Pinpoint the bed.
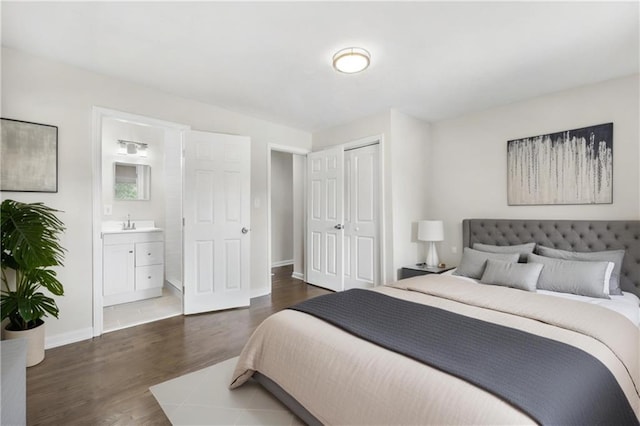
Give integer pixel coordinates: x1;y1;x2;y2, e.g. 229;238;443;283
230;219;640;425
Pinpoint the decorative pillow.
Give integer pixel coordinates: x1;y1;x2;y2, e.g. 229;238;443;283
473;242;536;263
480;259;543;292
453;248;520;280
535;246;625;296
527;253;614;299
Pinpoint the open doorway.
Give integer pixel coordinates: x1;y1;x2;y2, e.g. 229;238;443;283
92;108;189;336
268;146;308;289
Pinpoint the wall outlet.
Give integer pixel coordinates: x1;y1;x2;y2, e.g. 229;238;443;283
451;246;458;254
104;204;113;216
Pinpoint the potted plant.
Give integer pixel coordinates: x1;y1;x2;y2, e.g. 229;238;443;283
1;200;65;366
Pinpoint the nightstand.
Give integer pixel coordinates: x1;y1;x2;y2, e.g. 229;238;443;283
400;264;456;279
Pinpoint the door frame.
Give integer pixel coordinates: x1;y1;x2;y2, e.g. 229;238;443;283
266;144;310;296
91;107;190;337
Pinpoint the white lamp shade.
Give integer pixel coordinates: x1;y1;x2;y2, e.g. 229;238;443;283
418;220;444;242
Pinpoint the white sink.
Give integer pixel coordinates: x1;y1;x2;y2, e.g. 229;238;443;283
102;227;162;235
101;220;161;235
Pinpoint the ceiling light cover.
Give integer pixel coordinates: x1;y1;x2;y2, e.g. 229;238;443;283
332;47;370;74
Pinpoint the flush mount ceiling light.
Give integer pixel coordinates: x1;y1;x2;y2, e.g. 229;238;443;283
332;47;371;74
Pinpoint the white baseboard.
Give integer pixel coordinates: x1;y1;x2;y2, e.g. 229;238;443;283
271;259;294;267
45;327;94;349
291;271;304;280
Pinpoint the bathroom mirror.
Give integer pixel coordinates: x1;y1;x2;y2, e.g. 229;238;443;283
114;162;150;201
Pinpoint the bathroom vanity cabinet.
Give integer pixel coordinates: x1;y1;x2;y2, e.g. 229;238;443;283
103;229;164;306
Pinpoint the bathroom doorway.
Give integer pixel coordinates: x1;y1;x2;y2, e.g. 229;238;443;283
92;108;189;336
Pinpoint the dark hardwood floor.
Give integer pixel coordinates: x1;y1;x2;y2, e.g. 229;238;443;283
27;266;329;425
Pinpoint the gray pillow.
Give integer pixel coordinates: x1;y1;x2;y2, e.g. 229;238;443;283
527;253;613;299
473;242;536;263
480;259;543;292
535;246;625;296
453;248;520;279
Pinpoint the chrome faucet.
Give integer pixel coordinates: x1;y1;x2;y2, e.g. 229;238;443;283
122;214;136;230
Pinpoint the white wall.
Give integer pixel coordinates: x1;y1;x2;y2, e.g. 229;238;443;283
389;110;431;272
101;117;165;226
312;109;431;281
313;112;391;151
428;75;640;266
1;47;311;346
270;151;293;265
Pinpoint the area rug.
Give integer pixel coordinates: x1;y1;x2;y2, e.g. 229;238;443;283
150;357;302;425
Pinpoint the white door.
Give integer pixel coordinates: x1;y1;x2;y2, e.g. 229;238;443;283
306;146;344;291
183;130;251;314
344;145;379;289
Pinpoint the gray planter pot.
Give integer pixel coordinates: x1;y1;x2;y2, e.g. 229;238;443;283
4;321;45;367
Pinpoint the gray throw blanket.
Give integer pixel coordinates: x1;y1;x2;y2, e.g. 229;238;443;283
290;289;638;426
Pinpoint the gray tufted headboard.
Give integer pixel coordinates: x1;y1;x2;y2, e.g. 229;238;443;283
462;219;640;298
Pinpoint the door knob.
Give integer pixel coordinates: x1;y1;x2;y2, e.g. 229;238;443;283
241;227;250;234
334;224;343;230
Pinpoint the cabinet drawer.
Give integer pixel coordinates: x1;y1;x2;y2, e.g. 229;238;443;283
135;242;164;266
135;265;164;290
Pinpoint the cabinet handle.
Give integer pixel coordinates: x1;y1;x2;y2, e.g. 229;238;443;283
129;251;133;253
148;276;151;279
148;253;151;256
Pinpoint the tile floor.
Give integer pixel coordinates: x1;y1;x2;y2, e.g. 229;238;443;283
103;287;182;333
150;357;303;426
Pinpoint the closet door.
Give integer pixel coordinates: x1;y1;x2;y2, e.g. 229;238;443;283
344;144;379;289
306;146;344;291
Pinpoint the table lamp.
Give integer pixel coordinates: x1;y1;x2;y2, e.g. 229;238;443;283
418;220;444;268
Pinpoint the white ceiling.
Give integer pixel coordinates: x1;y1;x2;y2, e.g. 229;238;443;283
2;1;638;132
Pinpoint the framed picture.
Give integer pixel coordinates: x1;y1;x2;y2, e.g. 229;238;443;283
1;118;58;193
507;123;613;205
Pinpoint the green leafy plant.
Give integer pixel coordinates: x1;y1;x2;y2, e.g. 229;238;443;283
1;200;65;331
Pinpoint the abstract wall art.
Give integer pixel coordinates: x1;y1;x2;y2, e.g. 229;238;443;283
507;123;613;205
1;118;58;192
